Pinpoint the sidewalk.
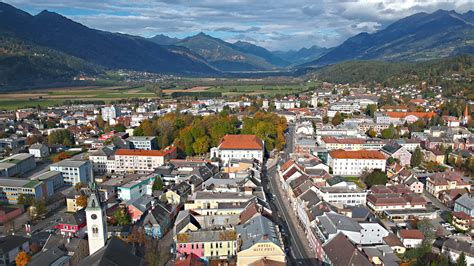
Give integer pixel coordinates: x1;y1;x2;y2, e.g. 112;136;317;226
267;159;315;258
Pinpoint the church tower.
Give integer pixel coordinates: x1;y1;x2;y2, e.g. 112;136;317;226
86;184;107;255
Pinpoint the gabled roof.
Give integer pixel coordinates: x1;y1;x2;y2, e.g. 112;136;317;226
0;235;29;253
399;229;424;240
78;237;144;266
323;233;371;266
236;215;282;251
218;134;264;150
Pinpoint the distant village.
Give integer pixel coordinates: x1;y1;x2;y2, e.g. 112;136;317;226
0;81;472;266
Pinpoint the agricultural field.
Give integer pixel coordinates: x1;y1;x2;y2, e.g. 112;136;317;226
0;79;319;110
0;86;156;110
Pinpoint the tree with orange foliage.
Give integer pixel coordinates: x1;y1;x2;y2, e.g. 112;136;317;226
52;152;71;163
15;251;30;266
76;195;88;209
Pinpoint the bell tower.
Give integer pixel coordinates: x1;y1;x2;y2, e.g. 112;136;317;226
86;183;107;255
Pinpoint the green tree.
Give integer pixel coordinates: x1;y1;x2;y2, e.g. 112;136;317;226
113;207;131;226
331;112;343;126
34;200;47;218
133;127;144;136
457;252;467;266
364;170;388;187
418;219;435;244
193;136;210;155
152;177;164;191
365;104;377;118
411;146;423;167
114;124;126;132
96;114;105;129
17;194;35;206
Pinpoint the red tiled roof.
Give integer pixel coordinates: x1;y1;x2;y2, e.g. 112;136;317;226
384;111;436;119
218;134;264;150
280;159;296;173
453;211;471;221
399;229;424;240
116;146;176;157
329;149;386;160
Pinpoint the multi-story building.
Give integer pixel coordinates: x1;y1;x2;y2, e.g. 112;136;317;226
328;149;386;176
101;105;121;122
117;174;156;201
127;136;158;150
114;146;177;173
50;160;93;186
454;194;474;217
381;143;412;166
211;135;264;165
0;178;44;204
236;215;286;266
0;153;36;177
184;191;255;215
425;171;470;198
366;185;427;212
89;147;115;174
315;182;367;206
176;230;238;261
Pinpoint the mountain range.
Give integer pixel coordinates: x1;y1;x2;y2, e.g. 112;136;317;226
0;2;473;82
304;10;474;66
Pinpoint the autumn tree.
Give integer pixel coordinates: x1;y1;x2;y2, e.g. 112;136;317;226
76;195;88;209
15;251;30;266
193;136;210;155
52;152;72;163
331;112;343;126
112;207;131;226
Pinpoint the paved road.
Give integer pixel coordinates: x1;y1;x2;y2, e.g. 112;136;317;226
262;122;318;265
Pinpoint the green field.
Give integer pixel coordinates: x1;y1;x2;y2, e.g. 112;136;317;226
0;79;319;110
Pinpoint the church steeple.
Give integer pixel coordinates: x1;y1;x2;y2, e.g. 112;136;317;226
463;103;471;125
86;182;107;255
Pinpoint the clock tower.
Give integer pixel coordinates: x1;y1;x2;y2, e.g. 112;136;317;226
86;184;107;255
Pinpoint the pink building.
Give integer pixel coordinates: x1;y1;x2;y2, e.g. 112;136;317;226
0;206;23;224
54;209;87;237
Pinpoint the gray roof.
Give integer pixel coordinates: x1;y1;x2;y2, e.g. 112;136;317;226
455;194;474;211
236;215;282;250
90;147;115;157
443;238;474;256
29;247;68;266
0;235;29;254
318;212;362;234
323;233;371;266
126;195;154;213
30;143;47;149
78;237;144;266
51;159;88;168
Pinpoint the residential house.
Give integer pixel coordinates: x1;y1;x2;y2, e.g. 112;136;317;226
0;235;30;266
28;143;49;158
381;143;412;166
426;149;445;164
426;171;470;198
383;233;406;254
398;229;424;248
322;233;371;266
89;147;115;174
442;238;474;266
175;230;238;261
54;208;87;238
126;195;155;223
366;185;426;212
142;202;178;239
454;193;474;217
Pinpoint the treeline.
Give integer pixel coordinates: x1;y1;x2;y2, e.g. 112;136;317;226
310;55;473;86
132;111;287;157
170;91;222;98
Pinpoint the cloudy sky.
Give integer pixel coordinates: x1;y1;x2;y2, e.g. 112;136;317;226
3;0;472;51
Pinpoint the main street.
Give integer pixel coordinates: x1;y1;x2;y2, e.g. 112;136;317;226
262;122;318;265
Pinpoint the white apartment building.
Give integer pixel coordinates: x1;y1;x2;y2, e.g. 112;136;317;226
328;149;386;176
101;105;121;122
89;147;115;174
127;136;158;150
50;160;92;186
327;101;361;117
211;135;264;165
29;143;49;158
114;146;177;173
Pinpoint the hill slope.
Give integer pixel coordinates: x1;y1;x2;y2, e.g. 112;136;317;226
0;3;217;75
0;35;103;89
304;10;474;66
232;41;289;67
176;33;278;71
274;45;332;65
307;55;474;84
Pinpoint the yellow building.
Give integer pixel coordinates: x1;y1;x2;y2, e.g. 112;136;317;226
236;215;286;266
